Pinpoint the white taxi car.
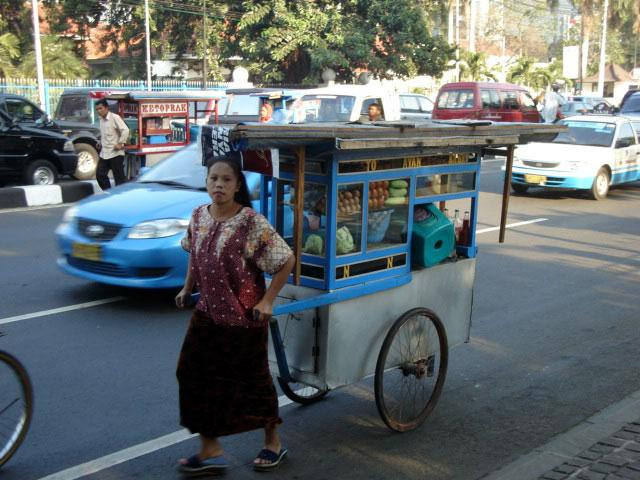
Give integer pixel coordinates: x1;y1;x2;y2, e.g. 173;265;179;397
510;115;640;199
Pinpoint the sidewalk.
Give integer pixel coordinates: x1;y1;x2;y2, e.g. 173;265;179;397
483;389;640;480
0;181;100;209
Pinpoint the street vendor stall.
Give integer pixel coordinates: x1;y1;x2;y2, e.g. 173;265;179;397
200;119;564;432
106;90;225;176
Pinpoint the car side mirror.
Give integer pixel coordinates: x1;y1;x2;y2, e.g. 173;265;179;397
615;139;631;149
10;117;21;129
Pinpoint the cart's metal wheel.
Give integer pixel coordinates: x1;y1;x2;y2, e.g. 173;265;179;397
277;377;329;405
374;307;448;432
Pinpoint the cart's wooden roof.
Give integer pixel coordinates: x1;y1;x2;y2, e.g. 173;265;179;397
228;120;566;150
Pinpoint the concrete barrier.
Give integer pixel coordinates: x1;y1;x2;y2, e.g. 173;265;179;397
0;181;101;209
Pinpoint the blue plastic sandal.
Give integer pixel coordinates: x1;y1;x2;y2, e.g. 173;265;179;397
253;448;288;472
179;454;229;476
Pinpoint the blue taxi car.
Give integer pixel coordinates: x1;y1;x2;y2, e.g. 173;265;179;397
55;143;270;288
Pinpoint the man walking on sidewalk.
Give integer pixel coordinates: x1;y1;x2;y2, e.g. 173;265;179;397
95;99;129;190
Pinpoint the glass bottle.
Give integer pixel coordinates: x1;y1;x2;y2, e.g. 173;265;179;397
461;211;470;245
453;209;462;242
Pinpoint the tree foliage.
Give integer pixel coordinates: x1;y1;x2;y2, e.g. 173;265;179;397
17;35;89;79
223;0;455;84
459;51;496;81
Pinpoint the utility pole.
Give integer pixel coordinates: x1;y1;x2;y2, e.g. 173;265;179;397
202;0;207;88
596;0;609;97
456;0;461;81
144;0;152;91
30;0;46;111
469;0;476;53
578;16;584;94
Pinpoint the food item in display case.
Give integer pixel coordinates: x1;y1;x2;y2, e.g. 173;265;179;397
303;234;324;255
383;179;409;206
338;187;361;215
336;226;355;254
367;181;389;209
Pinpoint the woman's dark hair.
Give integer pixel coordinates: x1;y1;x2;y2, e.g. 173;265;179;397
95;98;109;109
206;152;253;209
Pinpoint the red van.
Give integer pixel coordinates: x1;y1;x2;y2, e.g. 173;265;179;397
432;82;541;122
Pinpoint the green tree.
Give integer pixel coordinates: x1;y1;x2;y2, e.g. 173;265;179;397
0;31;20;77
507;57;538;86
224;0;455;84
459;51;496;81
18;35;88;78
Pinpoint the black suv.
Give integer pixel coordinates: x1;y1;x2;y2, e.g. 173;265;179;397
0;110;78;185
0;92;101;180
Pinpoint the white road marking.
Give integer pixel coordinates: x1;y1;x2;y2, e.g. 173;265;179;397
476;218;548;234
0;297;126;326
37;394;296;480
0;203;72;214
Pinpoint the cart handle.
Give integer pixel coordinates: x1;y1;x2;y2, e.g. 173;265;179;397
187;272;411;317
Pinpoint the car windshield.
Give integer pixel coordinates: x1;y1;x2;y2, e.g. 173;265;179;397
552;120;615;147
138;145;206;189
56;95;90;122
620;95;640;113
436;89;476;109
137;144;261;194
291;95;355;122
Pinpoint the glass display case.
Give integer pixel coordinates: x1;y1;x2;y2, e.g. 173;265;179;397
261;148;481;291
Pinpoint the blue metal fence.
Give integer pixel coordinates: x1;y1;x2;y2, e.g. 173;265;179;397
0;78;231;114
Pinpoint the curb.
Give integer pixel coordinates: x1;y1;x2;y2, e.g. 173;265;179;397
481;388;640;480
0;181;100;209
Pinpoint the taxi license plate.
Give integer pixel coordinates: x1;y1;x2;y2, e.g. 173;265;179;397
524;174;547;185
71;243;102;261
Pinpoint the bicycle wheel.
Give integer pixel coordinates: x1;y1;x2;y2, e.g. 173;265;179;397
277;377;328;405
374;308;448;432
0;351;33;467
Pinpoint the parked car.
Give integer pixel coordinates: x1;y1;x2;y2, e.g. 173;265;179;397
0;92;102;180
217;88;299;125
618;91;640;119
399;93;434;120
558;101;592;119
0;109;78;185
432;82;541;122
290;84;403;123
510;115;640;199
55;143;294;288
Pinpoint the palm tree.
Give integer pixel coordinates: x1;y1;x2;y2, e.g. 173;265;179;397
506;57;537;86
17;35;88;79
459;51;497;81
0;32;20;77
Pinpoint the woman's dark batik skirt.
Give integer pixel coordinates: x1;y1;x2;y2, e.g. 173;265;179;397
176;309;282;438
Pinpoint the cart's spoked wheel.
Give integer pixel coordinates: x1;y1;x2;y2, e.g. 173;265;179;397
277;377;329;405
374;308;448;432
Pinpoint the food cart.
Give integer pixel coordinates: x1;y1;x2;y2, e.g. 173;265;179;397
106;90;225;176
201;120;564;432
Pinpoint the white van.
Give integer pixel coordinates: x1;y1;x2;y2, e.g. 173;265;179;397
290;85;401;123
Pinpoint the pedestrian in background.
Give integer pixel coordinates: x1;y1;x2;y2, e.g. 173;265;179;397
541;83;566;123
368;102;383;121
95;99;129;190
175;151;295;476
259;103;273;123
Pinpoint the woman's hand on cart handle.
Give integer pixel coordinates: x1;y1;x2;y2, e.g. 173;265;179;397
175;288;197;309
253;298;273;323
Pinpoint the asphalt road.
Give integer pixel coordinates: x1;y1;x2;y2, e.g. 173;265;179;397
0;163;639;480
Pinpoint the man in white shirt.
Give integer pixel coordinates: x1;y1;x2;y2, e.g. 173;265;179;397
95;99;130;190
541;83;566;123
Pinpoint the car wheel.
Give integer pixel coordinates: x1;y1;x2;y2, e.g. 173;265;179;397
24;160;58;185
511;183;529;194
72;143;99;180
589;167;610;200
